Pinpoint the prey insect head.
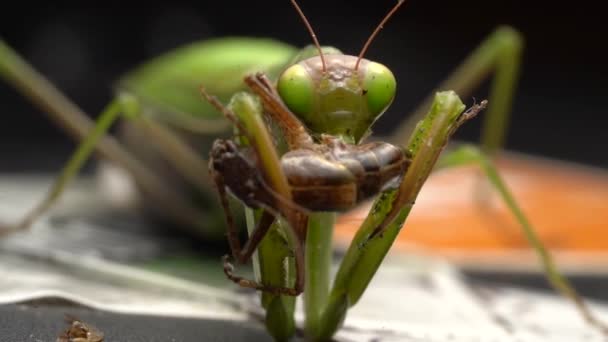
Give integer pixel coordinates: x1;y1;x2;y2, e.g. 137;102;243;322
278;0;406;143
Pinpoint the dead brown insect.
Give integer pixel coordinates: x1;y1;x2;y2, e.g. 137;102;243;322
56;315;104;342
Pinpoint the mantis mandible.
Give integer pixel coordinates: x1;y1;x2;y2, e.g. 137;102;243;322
0;1;605;341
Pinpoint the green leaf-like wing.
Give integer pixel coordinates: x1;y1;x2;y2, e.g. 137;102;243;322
118;37;297;129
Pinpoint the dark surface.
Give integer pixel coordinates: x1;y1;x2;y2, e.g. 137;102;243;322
2;276;606;342
0;303;274;342
0;0;607;170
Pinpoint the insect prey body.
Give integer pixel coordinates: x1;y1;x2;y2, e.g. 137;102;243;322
210;135;409;214
283;136;410;211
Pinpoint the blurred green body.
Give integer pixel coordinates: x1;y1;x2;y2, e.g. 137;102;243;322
120;37;298;124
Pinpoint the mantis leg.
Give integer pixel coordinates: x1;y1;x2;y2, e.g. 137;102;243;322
437;145;608;334
0;40;216;235
390;26;523;155
388;25;607;331
0;95;128;236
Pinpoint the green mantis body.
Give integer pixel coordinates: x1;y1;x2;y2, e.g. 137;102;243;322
0;37;300;238
0;2;606;341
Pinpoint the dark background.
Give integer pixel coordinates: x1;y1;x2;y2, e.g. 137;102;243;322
0;0;606;170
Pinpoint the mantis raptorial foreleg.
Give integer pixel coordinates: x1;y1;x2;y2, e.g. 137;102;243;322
313;92;476;339
391;26;522;155
202;87;306;297
437;145;608;334
367;100;488;240
390;26;607;332
201;79;327;338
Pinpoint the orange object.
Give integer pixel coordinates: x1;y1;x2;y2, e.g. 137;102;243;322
334;152;608;272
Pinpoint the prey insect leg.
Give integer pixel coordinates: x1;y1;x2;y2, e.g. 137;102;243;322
212;170;304;296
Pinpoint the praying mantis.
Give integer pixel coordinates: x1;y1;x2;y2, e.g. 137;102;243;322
0;1;606;341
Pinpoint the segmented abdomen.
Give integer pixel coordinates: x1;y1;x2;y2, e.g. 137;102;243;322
282;141;409;211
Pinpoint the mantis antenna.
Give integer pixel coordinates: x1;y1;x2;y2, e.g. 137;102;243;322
290;0;327;72
355;0;407;71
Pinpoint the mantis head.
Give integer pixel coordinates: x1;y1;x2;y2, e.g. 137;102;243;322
277;0;406;143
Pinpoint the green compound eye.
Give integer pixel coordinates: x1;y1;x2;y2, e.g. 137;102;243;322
277;64;315;117
363;62;397;116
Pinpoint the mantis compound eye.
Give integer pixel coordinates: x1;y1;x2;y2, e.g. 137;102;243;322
277;64;315;117
362;61;397;117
